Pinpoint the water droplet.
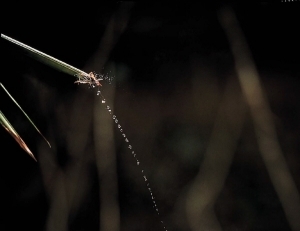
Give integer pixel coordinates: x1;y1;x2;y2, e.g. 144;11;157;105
102;102;168;231
97;90;100;95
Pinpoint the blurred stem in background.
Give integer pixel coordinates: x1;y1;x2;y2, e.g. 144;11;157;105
186;75;246;231
218;6;300;231
38;2;134;231
89;3;133;231
186;6;300;231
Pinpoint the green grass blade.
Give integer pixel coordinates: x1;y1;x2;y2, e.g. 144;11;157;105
0;110;37;161
0;82;51;148
1;34;89;78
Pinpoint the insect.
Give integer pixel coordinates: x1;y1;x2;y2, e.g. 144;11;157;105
74;72;103;87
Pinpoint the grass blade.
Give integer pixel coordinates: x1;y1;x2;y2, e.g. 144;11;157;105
1;34;89;78
0;110;36;161
0;82;51;148
1;34;104;87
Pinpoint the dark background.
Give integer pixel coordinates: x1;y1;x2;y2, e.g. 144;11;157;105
1;1;300;231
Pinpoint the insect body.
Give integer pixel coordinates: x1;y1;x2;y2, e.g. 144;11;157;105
74;72;103;87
